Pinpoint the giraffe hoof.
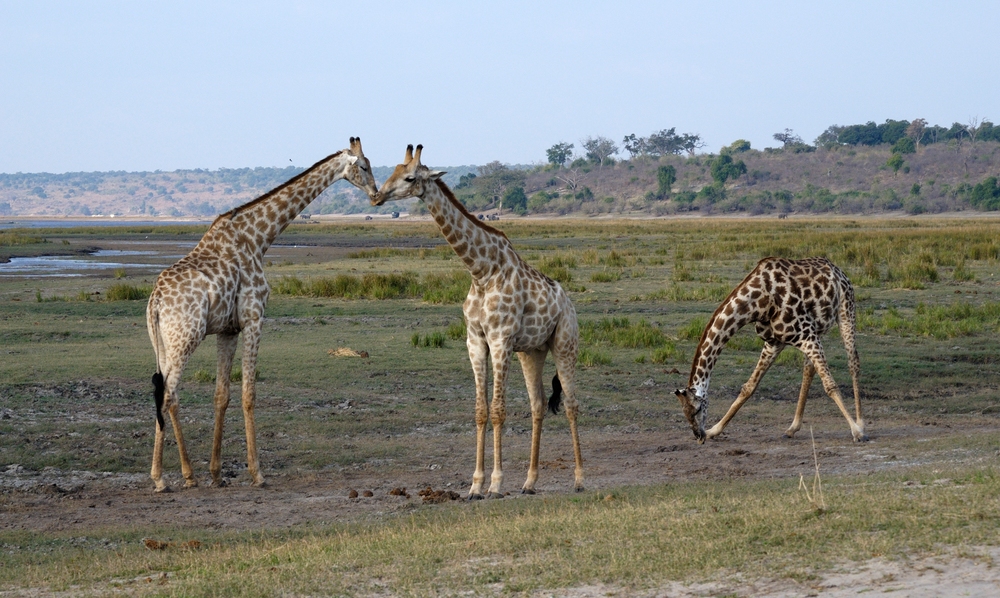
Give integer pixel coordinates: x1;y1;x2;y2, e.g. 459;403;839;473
487;492;505;499
467;493;485;501
520;488;536;495
210;478;228;488
251;479;268;488
855;434;870;443
183;480;198;489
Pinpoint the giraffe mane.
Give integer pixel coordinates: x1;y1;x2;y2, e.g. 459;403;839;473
209;150;347;226
434;179;509;240
687;282;745;389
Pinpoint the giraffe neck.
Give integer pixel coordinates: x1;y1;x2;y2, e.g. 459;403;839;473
687;290;753;396
422;180;510;282
227;152;351;256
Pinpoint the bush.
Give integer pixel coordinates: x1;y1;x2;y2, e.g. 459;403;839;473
105;283;151;301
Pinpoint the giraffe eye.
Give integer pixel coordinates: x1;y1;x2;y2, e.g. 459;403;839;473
405;176;416;182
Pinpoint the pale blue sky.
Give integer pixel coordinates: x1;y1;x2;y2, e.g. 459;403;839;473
1;1;997;173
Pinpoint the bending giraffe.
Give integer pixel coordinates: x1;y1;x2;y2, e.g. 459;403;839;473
373;144;583;498
146;138;378;492
675;257;868;443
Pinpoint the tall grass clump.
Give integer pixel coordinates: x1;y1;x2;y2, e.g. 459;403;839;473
273;272;421;300
577;347;612;367
0;231;46;246
678;316;708;341
590;270;621;283
105;283;151;301
422;271;470;304
858;302;1000;339
581;317;668;348
411;332;446;348
446;320;467;340
648;284;731;302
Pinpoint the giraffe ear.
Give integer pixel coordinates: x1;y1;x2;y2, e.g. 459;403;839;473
675;389;687;398
428;170;446;181
346;154;359;165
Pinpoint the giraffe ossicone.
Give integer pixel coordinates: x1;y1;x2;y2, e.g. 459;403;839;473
373;144;584;498
146;138;377;492
675;257;867;444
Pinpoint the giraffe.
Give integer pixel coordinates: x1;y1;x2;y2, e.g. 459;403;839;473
674;257;868;444
146;138;377;492
372;144;583;498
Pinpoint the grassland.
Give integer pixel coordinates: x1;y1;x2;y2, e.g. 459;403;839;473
2;216;1000;596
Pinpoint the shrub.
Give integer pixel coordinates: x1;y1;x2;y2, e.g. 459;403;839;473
105;283;151;301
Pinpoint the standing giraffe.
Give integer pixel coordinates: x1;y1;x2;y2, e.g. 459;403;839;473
675;257;868;443
146;138;378;492
372;144;583;498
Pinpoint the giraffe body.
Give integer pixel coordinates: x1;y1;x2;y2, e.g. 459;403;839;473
374;145;583;498
675;257;867;443
146;138;377;492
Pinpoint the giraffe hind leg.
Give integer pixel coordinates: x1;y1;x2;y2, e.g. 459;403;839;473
517;350;548;494
554;347;583;492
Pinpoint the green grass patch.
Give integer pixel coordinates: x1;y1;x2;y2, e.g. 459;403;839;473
577;347;612;366
0;230;47;246
105;283;152;301
581;317;668;348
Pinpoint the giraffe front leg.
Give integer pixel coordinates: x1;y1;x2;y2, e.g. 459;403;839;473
467;334;490;499
784;357;816;438
210;333;238;487
487;346;511;498
706;343;783;440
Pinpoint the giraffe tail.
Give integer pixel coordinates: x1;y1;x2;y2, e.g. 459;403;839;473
149;298;166;431
548;375;563;415
152;372;165;430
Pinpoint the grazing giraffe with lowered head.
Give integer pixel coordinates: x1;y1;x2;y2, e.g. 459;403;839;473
372;144;583;498
147;138;378;492
675;257;868;443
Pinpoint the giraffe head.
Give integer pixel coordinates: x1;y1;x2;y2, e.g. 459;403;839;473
675;388;708;443
344;137;379;200
371;144;446;206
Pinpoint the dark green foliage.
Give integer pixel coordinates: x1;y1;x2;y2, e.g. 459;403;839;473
656;165;676;197
969;177;1000;210
886;153;905;175
892;137;916;154
545;142;574;167
709;154;746;184
503;186;527;215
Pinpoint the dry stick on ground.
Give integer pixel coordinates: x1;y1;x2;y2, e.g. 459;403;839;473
798;426;826;512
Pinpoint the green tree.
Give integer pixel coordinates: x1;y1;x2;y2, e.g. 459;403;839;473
582;136;619;167
656;165;676;197
709;154;747;184
503;186;527;215
886;153;905;176
545;142;574;167
891;137;916;154
721;139;751;155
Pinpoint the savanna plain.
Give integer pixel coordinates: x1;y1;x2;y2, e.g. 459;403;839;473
2;216;1000;596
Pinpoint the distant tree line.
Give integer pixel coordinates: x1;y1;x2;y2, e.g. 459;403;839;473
815;118;1000;149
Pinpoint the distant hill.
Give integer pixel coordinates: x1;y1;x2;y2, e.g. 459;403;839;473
0;164;477;218
2;143;998;218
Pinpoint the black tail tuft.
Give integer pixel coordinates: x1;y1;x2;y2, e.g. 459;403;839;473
548;374;563;415
152;372;165;430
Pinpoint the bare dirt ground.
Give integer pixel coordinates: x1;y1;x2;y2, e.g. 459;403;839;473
3;382;999;596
